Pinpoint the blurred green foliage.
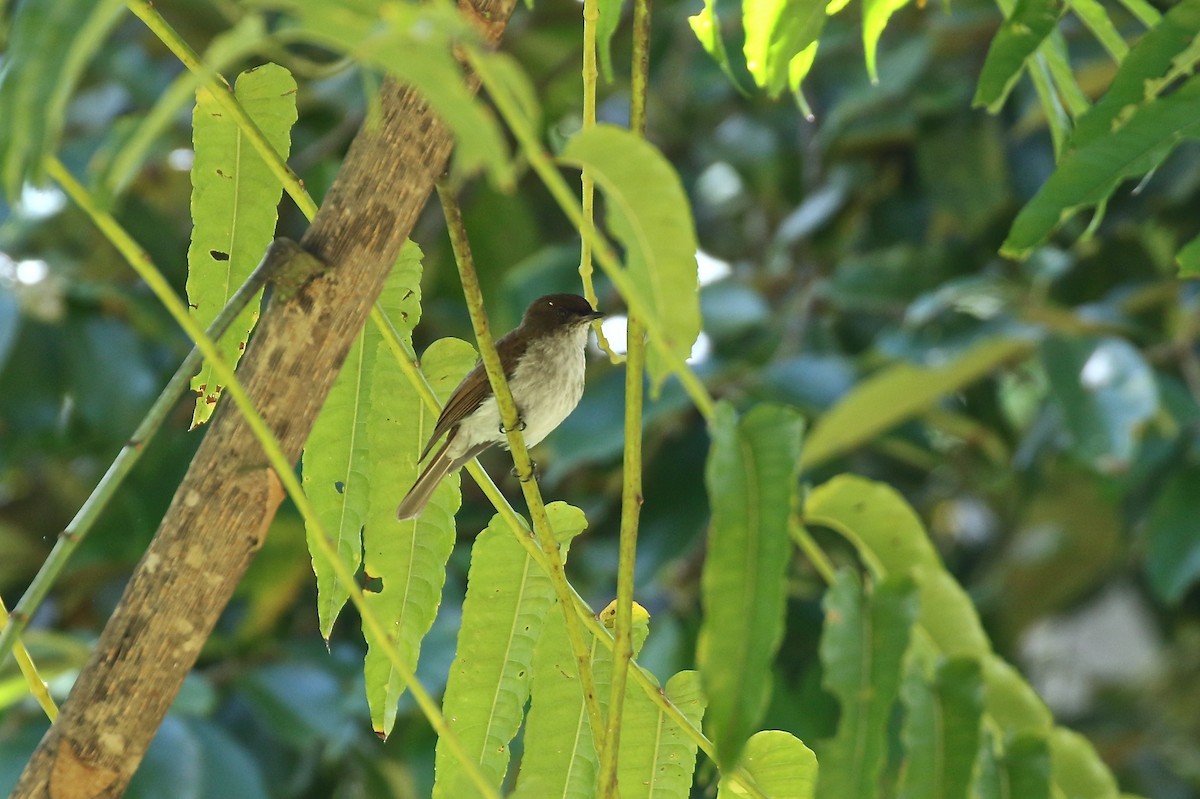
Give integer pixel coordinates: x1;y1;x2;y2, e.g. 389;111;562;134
1;0;1199;795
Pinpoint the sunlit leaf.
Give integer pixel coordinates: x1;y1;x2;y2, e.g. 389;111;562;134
362;336;478;738
973;0;1064;111
801;337;1034;471
718;730;817;799
274;1;512;187
559;125;700;392
689;0;751;94
863;0;912;84
1050;727;1120;799
433;503;587;798
816;570;917;799
743;0;825;97
618;670;707;799
187;64;296;429
0;0;124;198
698;402;804;769
303;244;423;637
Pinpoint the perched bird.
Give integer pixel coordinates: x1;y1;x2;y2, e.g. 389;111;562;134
396;293;604;520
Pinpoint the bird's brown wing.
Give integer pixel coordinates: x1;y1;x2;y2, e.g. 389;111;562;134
416;327;533;462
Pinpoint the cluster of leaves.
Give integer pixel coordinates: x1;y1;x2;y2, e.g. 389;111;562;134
1;0;1199;795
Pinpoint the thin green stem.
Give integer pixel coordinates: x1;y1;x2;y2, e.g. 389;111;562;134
466;50;717;423
0;597;57;721
579;0;621;362
435;181;607;753
47;156;500;799
599;2;651;794
125;0;318;219
788;511;837;586
0;245;277;672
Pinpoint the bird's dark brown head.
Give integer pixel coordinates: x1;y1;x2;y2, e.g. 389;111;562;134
520;294;604;335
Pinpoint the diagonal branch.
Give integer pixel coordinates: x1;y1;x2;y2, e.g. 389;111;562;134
9;1;518;796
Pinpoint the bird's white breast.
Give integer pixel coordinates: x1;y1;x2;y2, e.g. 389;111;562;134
447;325;589;459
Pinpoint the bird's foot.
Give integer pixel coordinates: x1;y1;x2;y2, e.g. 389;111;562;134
499;417;527;434
511;460;539;482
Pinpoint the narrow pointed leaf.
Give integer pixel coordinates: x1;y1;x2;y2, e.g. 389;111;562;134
743;0;826;96
863;0;912;83
718;730;818;799
188;64;297;426
1064;0;1127;60
898;657;984;799
433;503;588;799
698;402;804;769
973;0;1065;111
816;570;918;799
1003;734;1053;799
303;244;423;637
981;657;1053;736
689;0;752;94
617;670;707;799
362;336;478;738
1003;74;1200;258
0;0;124;198
1070;0;1200;150
801;337;1033;471
559;125;700;392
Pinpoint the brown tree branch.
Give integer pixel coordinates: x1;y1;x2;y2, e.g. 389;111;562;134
11;1;516;795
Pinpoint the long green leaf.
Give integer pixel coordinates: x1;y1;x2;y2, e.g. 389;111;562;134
1064;0;1127;61
303;244;423;637
274;1;512;187
187;64;297;427
816;570;918;799
718;730;818;799
597;0;626;82
801;338;1034;471
742;0;826;96
618;670;708;799
559;124;701;393
362;336;478;738
973;0;1065;111
1003;73;1200;258
1070;0;1200;151
1004;734;1053;799
433;503;588;799
0;0;124;198
698;402;804;769
898;657;983;799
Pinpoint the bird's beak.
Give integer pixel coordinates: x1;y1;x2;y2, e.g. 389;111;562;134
587;310;606;321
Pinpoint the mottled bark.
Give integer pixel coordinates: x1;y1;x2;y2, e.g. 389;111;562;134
11;1;516;795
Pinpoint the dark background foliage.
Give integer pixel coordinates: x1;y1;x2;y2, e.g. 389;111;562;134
1;0;1198;795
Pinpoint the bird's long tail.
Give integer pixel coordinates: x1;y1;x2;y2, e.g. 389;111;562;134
395;441;490;520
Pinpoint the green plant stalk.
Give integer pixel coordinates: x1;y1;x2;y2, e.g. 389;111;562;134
436;181;607;752
465;50;717;424
0;597;57;721
0;245;278;672
46;156;500;799
579;0;620;362
598;1;651;792
125;0;319;219
123;9;746;787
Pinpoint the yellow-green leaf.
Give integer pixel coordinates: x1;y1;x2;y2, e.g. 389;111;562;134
187;63;297;427
362;336;477;738
718;730;817;799
433;503;588;799
559;124;700;393
618;670;707;799
743;0;825;97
